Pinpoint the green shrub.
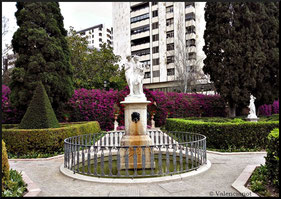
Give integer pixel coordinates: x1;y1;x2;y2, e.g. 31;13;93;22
265;128;279;188
19;81;60;129
165;118;279;150
2;140;10;191
2;169;27;197
2;121;101;156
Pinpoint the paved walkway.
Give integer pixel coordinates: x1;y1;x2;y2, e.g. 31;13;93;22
9;152;266;197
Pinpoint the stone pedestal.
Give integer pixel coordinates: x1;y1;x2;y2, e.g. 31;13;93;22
245;117;259;122
120;96;154;169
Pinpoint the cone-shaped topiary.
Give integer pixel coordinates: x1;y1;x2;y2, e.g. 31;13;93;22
2;140;10;191
19;81;60;129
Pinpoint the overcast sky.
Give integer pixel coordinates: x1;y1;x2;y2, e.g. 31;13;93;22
2;2;113;51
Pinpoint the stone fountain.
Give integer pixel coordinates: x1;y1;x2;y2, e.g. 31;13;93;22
120;55;153;169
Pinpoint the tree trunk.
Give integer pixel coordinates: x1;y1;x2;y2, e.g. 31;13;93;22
229;104;236;118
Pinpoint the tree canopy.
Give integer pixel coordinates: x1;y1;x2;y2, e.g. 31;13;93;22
10;2;74;116
67;27;126;90
203;2;279;117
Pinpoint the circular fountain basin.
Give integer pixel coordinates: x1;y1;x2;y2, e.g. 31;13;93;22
61;130;210;183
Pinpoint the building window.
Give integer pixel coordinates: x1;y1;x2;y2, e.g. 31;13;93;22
99;27;102;31
186;39;196;47
185;2;195;8
99;33;102;36
99;44;102;47
188;52;196;60
185;12;196;21
166;18;174;26
144;72;151;79
141;60;151;67
166;30;174;38
107;28;111;33
167;56;174;64
167;43;174;51
152;10;158;17
153;70;160;77
80;32;85;36
152;2;158;6
167;68;175;76
152;22;158;29
99;38;102;42
132;48;150;56
152;46;159;54
92;40;94;44
152;34;159;41
186;26;196;34
131;13;149;23
152;58;159;65
166;6;173;13
131;25;149;35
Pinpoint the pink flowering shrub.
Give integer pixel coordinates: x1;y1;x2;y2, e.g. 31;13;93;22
68;88;118;131
258;100;279;116
1;85;21;124
272;100;279;114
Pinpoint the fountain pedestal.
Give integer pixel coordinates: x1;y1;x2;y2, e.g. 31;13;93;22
120;96;153;169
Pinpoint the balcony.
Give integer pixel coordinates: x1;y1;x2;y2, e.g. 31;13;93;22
131;7;149;18
186;46;196;53
186;33;196;40
131;2;145;7
131;42;150;52
139;54;150;61
131;19;150;29
168;75;175;81
166;24;174;32
186;19;196;27
152;29;159;35
166;37;174;44
152;17;158;23
152;77;160;83
185;6;195;14
166;12;173;19
131;31;150;40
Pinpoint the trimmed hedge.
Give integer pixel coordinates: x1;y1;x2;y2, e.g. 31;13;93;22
19;81;60;129
2;121;101;156
265;128;279;188
165;118;279;149
2;140;10;191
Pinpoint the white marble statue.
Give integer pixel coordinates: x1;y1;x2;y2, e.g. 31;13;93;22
124;55;148;97
247;95;258;119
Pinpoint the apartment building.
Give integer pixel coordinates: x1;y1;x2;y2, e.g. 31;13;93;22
113;2;211;92
76;24;113;49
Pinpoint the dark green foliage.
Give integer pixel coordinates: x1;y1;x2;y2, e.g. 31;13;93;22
19;81;60;129
2;169;27;197
2;121;101;156
165;118;279;150
10;2;74;117
265;128;279;188
67;27;126;90
203;2;279;116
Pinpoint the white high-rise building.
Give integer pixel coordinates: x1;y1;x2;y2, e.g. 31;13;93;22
113;2;210;92
76;24;113;49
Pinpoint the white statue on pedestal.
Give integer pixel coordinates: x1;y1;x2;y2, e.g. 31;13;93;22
124;55;149;98
247;95;258;119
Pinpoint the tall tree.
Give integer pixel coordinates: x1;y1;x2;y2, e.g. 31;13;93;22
10;2;74;116
251;2;279;108
67;27;126;90
203;2;279;117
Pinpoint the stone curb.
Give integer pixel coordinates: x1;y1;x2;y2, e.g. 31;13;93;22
9;154;64;161
231;164;260;197
207;150;266;155
21;171;41;197
59;160;211;184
